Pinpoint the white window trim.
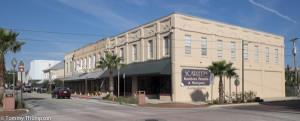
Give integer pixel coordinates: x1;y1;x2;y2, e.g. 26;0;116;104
244;44;248;60
254;46;259;61
149;40;153;59
164;36;169;55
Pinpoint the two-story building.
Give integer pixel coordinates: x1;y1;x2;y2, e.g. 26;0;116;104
64;13;285;102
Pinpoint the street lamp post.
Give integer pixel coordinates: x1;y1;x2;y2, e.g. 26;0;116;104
18;60;24;108
11;58;17;92
117;64;120;98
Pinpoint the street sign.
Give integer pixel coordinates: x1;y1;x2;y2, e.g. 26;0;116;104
234;79;240;86
234;75;239;80
210;73;214;85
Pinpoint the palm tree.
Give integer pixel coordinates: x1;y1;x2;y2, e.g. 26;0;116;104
225;63;237;102
97;52;125;98
207;60;236;104
0;28;25;97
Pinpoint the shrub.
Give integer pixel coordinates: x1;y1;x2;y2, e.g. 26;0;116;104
46;90;52;94
0;98;2;105
232;100;238;103
224;100;228;103
213;99;219;104
115;97;138;104
15;99;26;109
246;99;253;103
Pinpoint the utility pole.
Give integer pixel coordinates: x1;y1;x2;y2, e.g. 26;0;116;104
291;38;298;89
242;40;245;101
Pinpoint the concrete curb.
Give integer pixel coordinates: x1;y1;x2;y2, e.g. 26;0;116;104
209;102;260;108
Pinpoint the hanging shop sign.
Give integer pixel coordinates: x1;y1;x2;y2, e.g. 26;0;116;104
181;69;210;86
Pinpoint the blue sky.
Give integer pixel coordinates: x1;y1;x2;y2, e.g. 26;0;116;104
1;0;300;71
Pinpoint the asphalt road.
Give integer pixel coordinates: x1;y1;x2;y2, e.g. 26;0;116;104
16;92;300;121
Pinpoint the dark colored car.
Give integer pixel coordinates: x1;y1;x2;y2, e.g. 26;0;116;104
23;86;32;93
51;87;71;99
37;86;47;93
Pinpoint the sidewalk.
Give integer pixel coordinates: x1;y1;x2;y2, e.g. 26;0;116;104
263;96;300;102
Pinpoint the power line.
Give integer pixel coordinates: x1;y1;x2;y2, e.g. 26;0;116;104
1;27;107;37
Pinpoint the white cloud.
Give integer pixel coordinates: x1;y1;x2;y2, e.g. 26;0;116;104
126;0;147;6
57;0;138;30
249;0;297;24
198;0;210;5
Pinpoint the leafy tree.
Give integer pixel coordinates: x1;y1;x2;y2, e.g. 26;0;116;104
207;60;236;104
53;79;63;88
97;52;125;97
0;28;25;97
225;63;237;102
285;69;295;86
42;80;50;90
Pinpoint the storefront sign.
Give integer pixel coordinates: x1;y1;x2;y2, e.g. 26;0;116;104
181;69;210;86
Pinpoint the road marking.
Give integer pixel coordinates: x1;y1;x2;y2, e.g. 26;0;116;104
27;94;83;107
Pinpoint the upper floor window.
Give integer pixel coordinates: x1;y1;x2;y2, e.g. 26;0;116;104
217;40;222;57
74;61;76;72
133;44;137;60
265;47;269;62
84;57;87;68
275;49;279;63
201;38;207;56
112;51;114;55
93;54;96;68
164;36;169;55
243;44;248;60
185;35;191;54
149;40;153;58
120;48;124;58
80;59;83;68
231;42;236;58
66;63;68;73
88;56;91;69
254;46;259;61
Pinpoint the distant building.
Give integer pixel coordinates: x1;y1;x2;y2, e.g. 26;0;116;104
43;61;65;81
27;60;60;84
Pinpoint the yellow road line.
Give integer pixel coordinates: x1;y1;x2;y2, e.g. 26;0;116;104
27;94;83;107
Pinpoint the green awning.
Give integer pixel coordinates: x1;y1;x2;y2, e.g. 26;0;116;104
101;58;171;78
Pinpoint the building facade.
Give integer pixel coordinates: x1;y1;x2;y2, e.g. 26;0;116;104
64;13;285;102
27;60;60;84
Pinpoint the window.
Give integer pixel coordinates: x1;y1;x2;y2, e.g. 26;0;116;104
149;40;153;58
243;44;248;60
217;40;222;57
133;44;137;60
266;47;269;62
77;60;79;70
104;52;107;59
88;56;91;69
84;57;87;68
201;38;207;56
231;42;236;58
120;48;124;58
185;35;191;54
74;61;76;72
254;46;259;61
66;63;68;73
93;54;96;68
275;49;279;63
164;36;169;55
80;59;83;68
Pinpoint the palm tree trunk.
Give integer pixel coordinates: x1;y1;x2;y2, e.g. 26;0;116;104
0;53;5;87
0;53;6;98
219;76;224;104
109;68;114;97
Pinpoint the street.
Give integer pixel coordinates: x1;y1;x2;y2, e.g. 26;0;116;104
17;92;300;121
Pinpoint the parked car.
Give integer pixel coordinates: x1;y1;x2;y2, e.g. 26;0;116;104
10;86;20;90
23;86;32;93
51;87;71;99
37;86;47;93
